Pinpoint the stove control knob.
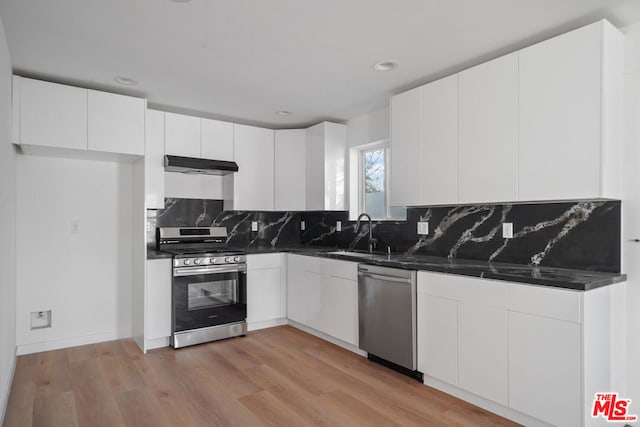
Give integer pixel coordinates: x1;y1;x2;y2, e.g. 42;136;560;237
225;257;232;263
194;259;202;265
234;256;241;262
210;258;217;264
183;259;191;265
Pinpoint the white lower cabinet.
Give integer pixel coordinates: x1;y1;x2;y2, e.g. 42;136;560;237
145;259;172;342
246;254;286;329
286;254;358;346
417;271;614;427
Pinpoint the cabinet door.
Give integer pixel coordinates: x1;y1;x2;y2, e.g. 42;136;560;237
305;271;325;333
20;77;87;150
233;124;274;210
247;268;283;323
417;293;458;385
326;276;358;345
87;90;145;155
420;75;458;205
509;311;581;427
458;302;508;406
146;259;172;340
145;110;165;209
275;129;306;210
201;118;234;161
286;255;307;324
390;87;421;207
458;53;518;203
519;22;602;201
164;112;200;157
305;123;325;210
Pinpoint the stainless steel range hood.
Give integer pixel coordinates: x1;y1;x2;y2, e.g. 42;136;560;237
164;155;239;175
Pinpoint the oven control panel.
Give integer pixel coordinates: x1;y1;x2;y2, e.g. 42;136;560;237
173;254;246;268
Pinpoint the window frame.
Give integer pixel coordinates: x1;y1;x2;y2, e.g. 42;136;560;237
358;140;391;220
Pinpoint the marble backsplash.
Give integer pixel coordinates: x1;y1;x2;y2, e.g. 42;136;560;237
147;198;621;273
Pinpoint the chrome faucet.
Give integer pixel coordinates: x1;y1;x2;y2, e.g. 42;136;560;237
355;213;377;253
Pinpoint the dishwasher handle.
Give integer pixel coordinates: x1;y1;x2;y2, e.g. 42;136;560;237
359;272;413;284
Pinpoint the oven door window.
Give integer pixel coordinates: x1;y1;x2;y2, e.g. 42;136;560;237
173;271;247;332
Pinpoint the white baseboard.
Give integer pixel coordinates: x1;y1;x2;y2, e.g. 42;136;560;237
287;320;366;357
421;374;551;427
0;347;17;425
248;318;287;332
16;328;133;355
144;337;170;351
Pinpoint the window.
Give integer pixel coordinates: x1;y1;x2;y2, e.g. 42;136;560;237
357;142;405;220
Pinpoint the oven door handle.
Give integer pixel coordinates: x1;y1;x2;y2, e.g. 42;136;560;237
174;266;247;277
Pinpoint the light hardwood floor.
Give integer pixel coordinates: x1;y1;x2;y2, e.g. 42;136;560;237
3;326;520;426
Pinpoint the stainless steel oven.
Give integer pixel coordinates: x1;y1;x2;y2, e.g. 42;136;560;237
157;227;248;349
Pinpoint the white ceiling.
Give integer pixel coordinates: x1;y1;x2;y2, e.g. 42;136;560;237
1;0;640;129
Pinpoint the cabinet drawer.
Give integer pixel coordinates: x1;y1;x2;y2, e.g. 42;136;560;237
418;271;507;309
508;285;581;323
247;253;282;270
322;258;357;281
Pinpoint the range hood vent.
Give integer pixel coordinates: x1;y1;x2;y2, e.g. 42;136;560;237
164;155;239;175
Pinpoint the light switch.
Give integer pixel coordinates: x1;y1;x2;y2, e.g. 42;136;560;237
417;221;429;235
336;221;342;232
70;220;80;234
251;221;258;232
300;221;306;231
502;222;513;239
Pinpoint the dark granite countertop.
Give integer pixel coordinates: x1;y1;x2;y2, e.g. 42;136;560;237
147;245;625;291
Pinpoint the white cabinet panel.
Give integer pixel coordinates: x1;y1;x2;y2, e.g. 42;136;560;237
145;110;165;209
458;53;518;203
233;124;274;210
420;75;458;205
458;302;508;406
417;293;458;385
201;118;234;161
19;77;87;150
286;254;307;324
305;271;325;332
164;112;200;158
87;90;145;156
519;21;602;201
508;284;581;322
274;129;306;210
509;311;581;427
146;259;172;340
305;122;346;211
390;87;421;207
325;276;358;345
247;267;283;323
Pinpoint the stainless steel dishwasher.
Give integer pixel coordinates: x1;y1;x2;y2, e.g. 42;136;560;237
358;264;422;381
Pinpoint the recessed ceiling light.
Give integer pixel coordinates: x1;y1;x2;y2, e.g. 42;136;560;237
276;110;291;116
114;76;138;86
373;60;399;71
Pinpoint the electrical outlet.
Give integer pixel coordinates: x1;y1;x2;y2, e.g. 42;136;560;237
70;220;80;234
300;221;306;231
251;221;258;232
417;221;429;235
502;222;513;239
336;221;342;232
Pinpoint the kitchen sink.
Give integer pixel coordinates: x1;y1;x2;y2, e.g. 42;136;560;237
327;251;377;258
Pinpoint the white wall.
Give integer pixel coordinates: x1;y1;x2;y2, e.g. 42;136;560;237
0;17;16;423
623;21;640;408
16;155;134;354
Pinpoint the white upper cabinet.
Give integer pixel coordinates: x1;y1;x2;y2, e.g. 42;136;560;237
420;75;458;205
233;124;274;211
305;122;346;211
17;76;88;150
145;109;165;209
164;112;201;158
458;52;519;204
518;20;623;201
201;118;234;161
274;129;306;211
87;90;145;156
390;87;421;207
